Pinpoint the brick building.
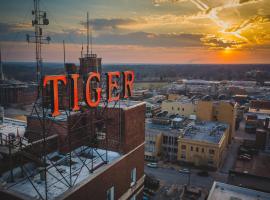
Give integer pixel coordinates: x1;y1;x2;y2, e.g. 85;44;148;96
0;101;145;200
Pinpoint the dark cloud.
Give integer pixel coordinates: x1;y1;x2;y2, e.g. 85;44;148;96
0;22;32;41
0;22;14;33
0;21;204;47
225;15;270;33
201;35;246;49
50;31;204;47
94;32;203;47
239;0;260;4
80;18;140;31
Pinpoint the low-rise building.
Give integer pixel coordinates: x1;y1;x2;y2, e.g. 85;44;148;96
208;181;270;200
161;98;196;118
144;126;162;161
197;100;236;143
178;121;229;168
145;117;194;162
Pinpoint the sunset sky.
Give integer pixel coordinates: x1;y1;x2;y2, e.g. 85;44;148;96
0;0;270;63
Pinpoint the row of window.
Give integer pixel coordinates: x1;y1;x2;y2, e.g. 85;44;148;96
106;168;137;200
170;107;196;112
181;145;215;154
163;136;178;145
163;147;178;153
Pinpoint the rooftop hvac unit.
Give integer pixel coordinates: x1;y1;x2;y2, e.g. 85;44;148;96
96;131;106;140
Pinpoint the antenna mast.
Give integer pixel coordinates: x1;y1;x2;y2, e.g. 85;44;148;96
87;12;89;55
0;47;4;81
63;40;66;65
90;14;93;54
26;0;50;98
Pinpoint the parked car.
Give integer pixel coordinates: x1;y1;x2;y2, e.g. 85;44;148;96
238;155;251;161
179;168;190;174
147;163;158;168
197;170;209;177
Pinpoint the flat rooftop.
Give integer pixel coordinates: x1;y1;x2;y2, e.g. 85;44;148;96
0;117;26;137
208;181;270;200
101;100;145;110
146;121;180;135
1;146;121;200
182;121;228;144
248;108;270;117
29;100;145;121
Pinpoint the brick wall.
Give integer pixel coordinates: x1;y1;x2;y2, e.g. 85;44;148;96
60;144;145;200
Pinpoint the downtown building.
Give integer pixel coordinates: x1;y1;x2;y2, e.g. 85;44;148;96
0;100;146;200
0;46;146;200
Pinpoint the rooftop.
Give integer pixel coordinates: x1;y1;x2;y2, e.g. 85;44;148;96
1;147;121;200
0;117;26;137
145;118;193;136
29;100;145;121
101;100;145;110
181;121;228;144
208;181;270;200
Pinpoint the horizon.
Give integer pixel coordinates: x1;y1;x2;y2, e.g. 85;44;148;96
2;61;270;65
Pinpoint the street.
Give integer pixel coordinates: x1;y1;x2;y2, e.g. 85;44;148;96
145;165;223;190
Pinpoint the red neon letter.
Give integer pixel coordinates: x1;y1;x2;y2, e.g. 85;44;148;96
70;74;80;111
43;75;67;117
106;71;120;102
122;71;134;98
85;72;101;107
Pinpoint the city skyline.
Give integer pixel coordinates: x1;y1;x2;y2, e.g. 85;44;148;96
0;0;270;63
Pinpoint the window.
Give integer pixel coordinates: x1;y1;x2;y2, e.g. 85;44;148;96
196;147;199;152
208;159;214;165
202;148;204;153
178;107;180;111
190;146;193;151
174;138;177;145
181;153;186;159
106;186;114;200
130;195;136;200
182;108;184;111
181;145;186;150
131;168;136;186
163;136;168;144
209;149;215;154
172;106;174;110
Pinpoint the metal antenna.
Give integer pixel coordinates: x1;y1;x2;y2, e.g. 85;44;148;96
90;13;93;54
63;40;66;65
81;43;84;57
26;0;50;98
86;12;89;55
0;47;4;80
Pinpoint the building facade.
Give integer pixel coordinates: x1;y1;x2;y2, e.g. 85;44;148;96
161;99;196;117
0;101;145;200
197;100;236;143
178;121;229;168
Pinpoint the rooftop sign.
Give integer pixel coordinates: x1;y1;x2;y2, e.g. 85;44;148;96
43;71;134;116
